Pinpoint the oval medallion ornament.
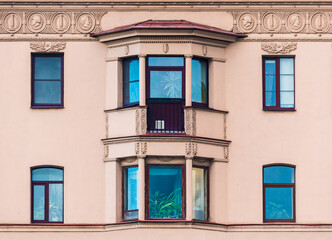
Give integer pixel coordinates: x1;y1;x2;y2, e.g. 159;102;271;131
238;13;257;33
287;13;305;33
27;13;46;33
76;13;95;33
263;12;281;32
3;12;22;33
311;12;329;33
52;13;71;34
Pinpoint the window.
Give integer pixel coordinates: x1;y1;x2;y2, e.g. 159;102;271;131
31;53;64;108
263;165;295;222
147;165;184;219
31;167;64;223
123;57;139;106
192;167;208;221
123;166;138;221
263;57;295;110
147;56;185;133
192;58;208;107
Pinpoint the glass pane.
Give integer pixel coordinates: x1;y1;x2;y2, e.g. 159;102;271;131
280;75;294;91
124;168;138;211
265;91;276;106
148;57;184;67
280;91;295;108
192;168;207;220
35;57;62;80
124;210;138;221
265;60;275;74
49;184;63;222
32;168;63;181
150;71;182;98
265;75;276;91
124;58;139;82
34;80;61;104
264;166;294;183
149;166;182;219
124;81;139;105
280;58;294;74
33;185;45;221
192;59;208;104
265;187;293;219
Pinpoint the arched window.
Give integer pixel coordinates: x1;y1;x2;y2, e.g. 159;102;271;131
263;164;295;222
31;167;64;223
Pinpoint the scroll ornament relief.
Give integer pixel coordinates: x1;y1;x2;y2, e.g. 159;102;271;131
185;108;196;136
185;142;197;158
0;11;104;36
135;108;147;135
135;142;147;156
30;42;66;52
261;42;297;54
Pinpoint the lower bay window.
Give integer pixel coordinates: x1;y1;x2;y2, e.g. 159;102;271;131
122;163;209;221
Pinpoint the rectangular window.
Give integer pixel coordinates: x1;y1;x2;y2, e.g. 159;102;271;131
263;57;295;110
123;57;139;106
31;53;64;108
192;58;208;107
31;167;64;223
147;165;184;219
192;167;208;221
123;166;138;221
263;165;295;222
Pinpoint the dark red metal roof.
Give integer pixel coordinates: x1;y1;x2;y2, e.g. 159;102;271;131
91;20;246;38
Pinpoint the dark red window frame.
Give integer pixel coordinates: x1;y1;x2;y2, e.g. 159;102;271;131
31;166;64;223
263;163;295;223
262;56;295;111
192;57;209;109
145;164;186;220
122;165;139;221
31;53;64;109
192;165;209;221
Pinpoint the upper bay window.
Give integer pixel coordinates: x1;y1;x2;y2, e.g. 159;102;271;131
31;167;64;223
263;57;295;111
192;58;208;107
263;164;295;222
31;53;64;108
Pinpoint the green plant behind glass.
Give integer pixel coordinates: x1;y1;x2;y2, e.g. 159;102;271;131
149;188;182;219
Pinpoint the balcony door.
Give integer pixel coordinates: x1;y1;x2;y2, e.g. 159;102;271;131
147;56;185;133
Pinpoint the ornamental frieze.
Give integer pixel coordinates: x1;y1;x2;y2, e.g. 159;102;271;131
232;11;332;34
0;11;105;35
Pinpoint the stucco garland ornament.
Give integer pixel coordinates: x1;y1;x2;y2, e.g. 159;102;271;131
30;42;66;52
261;42;297;54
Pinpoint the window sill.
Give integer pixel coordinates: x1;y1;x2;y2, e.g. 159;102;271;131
263;108;296;112
31;106;64;109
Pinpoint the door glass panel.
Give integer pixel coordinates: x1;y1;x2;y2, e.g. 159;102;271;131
150;71;182;98
49;184;63;222
33;185;45;221
149;166;182;219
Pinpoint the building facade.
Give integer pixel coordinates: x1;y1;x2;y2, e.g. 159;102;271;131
1;0;332;239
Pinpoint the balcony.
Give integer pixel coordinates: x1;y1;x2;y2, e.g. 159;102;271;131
147;98;184;133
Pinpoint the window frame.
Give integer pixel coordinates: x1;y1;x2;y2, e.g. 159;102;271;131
145;164;186;220
192;165;209;221
123;56;139;107
31;166;64;224
262;56;295;111
191;57;209;108
31;53;64;109
262;163;296;223
146;55;186;100
122;165;139;221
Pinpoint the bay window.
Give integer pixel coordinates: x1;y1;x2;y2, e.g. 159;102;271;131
192;58;208;107
123;57;139;106
123;166;139;221
192;167;208;221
